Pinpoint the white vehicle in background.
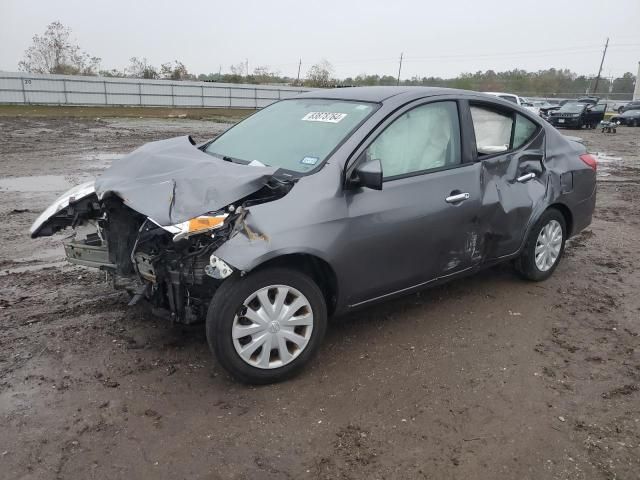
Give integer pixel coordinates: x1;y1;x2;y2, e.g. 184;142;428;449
483;92;540;116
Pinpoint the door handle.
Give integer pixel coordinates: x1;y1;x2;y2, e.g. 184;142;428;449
445;192;470;204
517;172;536;183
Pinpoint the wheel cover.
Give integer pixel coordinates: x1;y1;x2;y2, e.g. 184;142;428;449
535;219;563;272
232;284;314;369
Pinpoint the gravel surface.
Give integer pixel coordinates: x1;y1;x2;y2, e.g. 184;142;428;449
0;116;639;479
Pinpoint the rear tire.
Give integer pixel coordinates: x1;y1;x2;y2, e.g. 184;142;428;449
206;267;327;384
515;209;567;282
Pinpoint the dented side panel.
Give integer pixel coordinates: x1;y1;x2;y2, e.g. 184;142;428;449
215;109;595;316
477;129;548;259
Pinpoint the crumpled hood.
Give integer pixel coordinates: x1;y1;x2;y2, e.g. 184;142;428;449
95;136;278;225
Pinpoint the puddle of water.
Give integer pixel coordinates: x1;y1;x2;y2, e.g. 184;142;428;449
594;152;622;179
81;152;123;172
84;153;123;161
16;246;64;264
593;152;639;182
594;152;622;163
0;175;72;193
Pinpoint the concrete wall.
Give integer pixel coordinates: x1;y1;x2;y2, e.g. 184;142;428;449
0;71;313;108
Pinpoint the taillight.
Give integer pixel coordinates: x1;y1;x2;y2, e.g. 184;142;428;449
580;153;597;171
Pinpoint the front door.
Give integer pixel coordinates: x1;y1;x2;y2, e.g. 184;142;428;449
341;100;483;307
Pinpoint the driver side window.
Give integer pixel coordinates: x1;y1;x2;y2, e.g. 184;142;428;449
365;101;461;179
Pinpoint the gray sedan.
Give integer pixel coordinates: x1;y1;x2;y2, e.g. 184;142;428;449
31;87;597;383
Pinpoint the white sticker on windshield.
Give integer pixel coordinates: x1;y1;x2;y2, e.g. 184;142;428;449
302;112;347;123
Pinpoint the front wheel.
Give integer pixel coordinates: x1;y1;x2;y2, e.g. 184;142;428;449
206;267;327;384
515;209;567;281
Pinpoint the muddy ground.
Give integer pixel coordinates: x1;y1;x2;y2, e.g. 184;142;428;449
0;115;638;480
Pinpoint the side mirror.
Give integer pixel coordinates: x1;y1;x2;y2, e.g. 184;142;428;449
351;159;383;190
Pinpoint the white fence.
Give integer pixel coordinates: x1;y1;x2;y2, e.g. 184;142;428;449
0;72;312;108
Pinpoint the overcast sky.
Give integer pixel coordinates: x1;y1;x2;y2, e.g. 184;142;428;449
1;0;639;80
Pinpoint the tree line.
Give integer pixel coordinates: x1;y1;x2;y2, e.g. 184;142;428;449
18;22;637;98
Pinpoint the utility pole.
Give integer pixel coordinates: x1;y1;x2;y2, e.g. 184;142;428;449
397;52;403;86
296;58;302;86
592;38;609;94
246;58;249;78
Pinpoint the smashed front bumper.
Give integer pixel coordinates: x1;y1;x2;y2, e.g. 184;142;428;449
63;234;115;270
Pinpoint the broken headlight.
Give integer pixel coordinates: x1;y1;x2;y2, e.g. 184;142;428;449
158;214;228;242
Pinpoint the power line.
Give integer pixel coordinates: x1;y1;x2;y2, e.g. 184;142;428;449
264;42;639;70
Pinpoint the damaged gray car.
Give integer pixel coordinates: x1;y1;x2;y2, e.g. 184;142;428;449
30;87;597;383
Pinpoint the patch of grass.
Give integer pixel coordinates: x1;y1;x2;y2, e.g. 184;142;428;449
0;104;252;122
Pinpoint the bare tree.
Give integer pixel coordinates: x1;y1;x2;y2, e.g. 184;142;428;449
125;57;158;79
18;21;100;75
252;65;280;84
229;62;247;77
305;60;335;87
160;61;195;81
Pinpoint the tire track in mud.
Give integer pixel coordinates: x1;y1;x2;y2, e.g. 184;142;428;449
532;180;640;478
1;118;640;479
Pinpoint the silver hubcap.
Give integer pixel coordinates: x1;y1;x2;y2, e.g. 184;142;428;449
535;219;563;272
232;285;313;369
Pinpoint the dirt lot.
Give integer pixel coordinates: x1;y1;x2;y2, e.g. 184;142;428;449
0;113;639;479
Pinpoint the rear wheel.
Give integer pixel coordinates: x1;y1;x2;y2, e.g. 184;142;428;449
515;209;566;281
206;267;327;384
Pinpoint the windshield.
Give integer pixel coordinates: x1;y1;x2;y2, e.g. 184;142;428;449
559;103;586;113
205;99;376;173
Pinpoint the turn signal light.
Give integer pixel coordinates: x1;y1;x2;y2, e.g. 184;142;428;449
187;216;226;233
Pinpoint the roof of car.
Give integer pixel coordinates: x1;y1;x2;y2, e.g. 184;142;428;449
295;86;474;103
483;91;518;97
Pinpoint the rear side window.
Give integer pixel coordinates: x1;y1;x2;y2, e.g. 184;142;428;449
513;114;537;149
471;105;538;156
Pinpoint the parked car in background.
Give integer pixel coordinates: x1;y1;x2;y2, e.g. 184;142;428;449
547;102;607;129
609;108;640;127
575;96;599;105
619;101;640;113
483;92;540;115
532;101;561;120
30;87;597;383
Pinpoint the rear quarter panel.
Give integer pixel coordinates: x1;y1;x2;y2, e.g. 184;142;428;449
543;126;596;236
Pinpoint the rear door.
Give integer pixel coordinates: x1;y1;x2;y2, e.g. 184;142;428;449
467;102;547;259
341;99;483;306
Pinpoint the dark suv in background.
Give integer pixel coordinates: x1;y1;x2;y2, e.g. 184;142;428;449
547;102;607;129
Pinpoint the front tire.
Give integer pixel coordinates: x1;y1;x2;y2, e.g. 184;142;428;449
206;267;327;384
515;209;567;281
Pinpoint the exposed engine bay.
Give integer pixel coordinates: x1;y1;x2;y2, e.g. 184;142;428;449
30;136;296;324
63;176;292;323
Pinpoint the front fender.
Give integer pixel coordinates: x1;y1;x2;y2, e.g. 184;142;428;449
213;226;334;273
